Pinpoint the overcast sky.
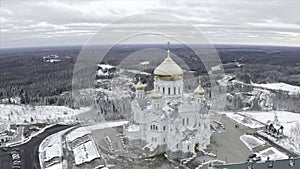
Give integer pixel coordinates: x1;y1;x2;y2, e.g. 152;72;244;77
0;0;299;48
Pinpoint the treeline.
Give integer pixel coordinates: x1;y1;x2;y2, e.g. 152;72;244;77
271;90;300;113
0;48;79;106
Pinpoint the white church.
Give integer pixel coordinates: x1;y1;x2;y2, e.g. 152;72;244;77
123;45;212;158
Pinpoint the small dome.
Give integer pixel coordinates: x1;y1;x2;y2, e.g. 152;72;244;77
135;80;145;90
154;50;183;78
150;89;163;99
202;97;207;102
194;84;205;95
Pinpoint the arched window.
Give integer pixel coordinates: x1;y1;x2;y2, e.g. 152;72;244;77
163;138;166;142
178;87;181;94
168;87;171;95
187;145;190;150
182;118;185;126
187;118;189;125
163;126;166;130
150;125;152;130
156;126;158;130
162;87;165;94
174;87;176;95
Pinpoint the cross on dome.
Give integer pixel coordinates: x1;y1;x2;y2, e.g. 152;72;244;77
153;42;184;79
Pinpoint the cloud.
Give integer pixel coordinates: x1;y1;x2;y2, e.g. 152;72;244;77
0;0;299;48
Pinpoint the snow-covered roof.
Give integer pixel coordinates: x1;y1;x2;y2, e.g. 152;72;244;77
97;64;114;69
127;124;141;132
73;140;100;165
45;163;63;169
154;50;183;77
178;102;198;113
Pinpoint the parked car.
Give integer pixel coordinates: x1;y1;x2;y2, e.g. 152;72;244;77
12;160;21;166
12;154;20;161
253;156;262;161
248;153;261;161
1;147;8;151
12;166;21;169
12;148;19;152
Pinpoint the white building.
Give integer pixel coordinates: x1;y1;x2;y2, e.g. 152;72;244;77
124;46;211;158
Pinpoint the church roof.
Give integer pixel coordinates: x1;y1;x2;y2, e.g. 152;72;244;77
194;83;205;95
135;79;145;90
154;49;183;77
149;89;163;99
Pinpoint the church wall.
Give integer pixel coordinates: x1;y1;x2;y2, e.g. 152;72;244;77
154;79;184;98
166;150;194;159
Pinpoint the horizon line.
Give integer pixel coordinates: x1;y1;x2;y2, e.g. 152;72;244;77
1;43;300;50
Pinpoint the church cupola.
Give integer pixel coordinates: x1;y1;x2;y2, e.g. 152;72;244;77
194;80;205;106
150;89;163;110
154;42;183;81
194;80;205;96
135;77;145;99
153;42;184;101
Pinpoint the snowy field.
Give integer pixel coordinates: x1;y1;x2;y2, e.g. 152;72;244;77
252;82;300;95
83;121;128;131
240;111;300;137
225;112;264;129
73;140;100;165
258;147;288;161
240;134;265;151
0;104;90;124
226;111;300;155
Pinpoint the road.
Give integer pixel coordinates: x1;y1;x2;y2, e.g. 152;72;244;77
210;114;255;163
0;124;72;169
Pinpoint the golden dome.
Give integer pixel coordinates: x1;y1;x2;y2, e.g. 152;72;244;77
154;50;183;80
194;83;205;95
149;89;163;99
135;80;145;90
202;97;207;102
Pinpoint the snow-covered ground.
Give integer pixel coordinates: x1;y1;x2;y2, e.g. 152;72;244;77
66;127;90;142
66;121;127;145
226;110;300;155
240;111;300;137
257;130;300;155
73;140;100;165
83;121;128;131
258;147;288;161
240;134;265;151
225;112;264;129
0;104;90;124
252;82;300;95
